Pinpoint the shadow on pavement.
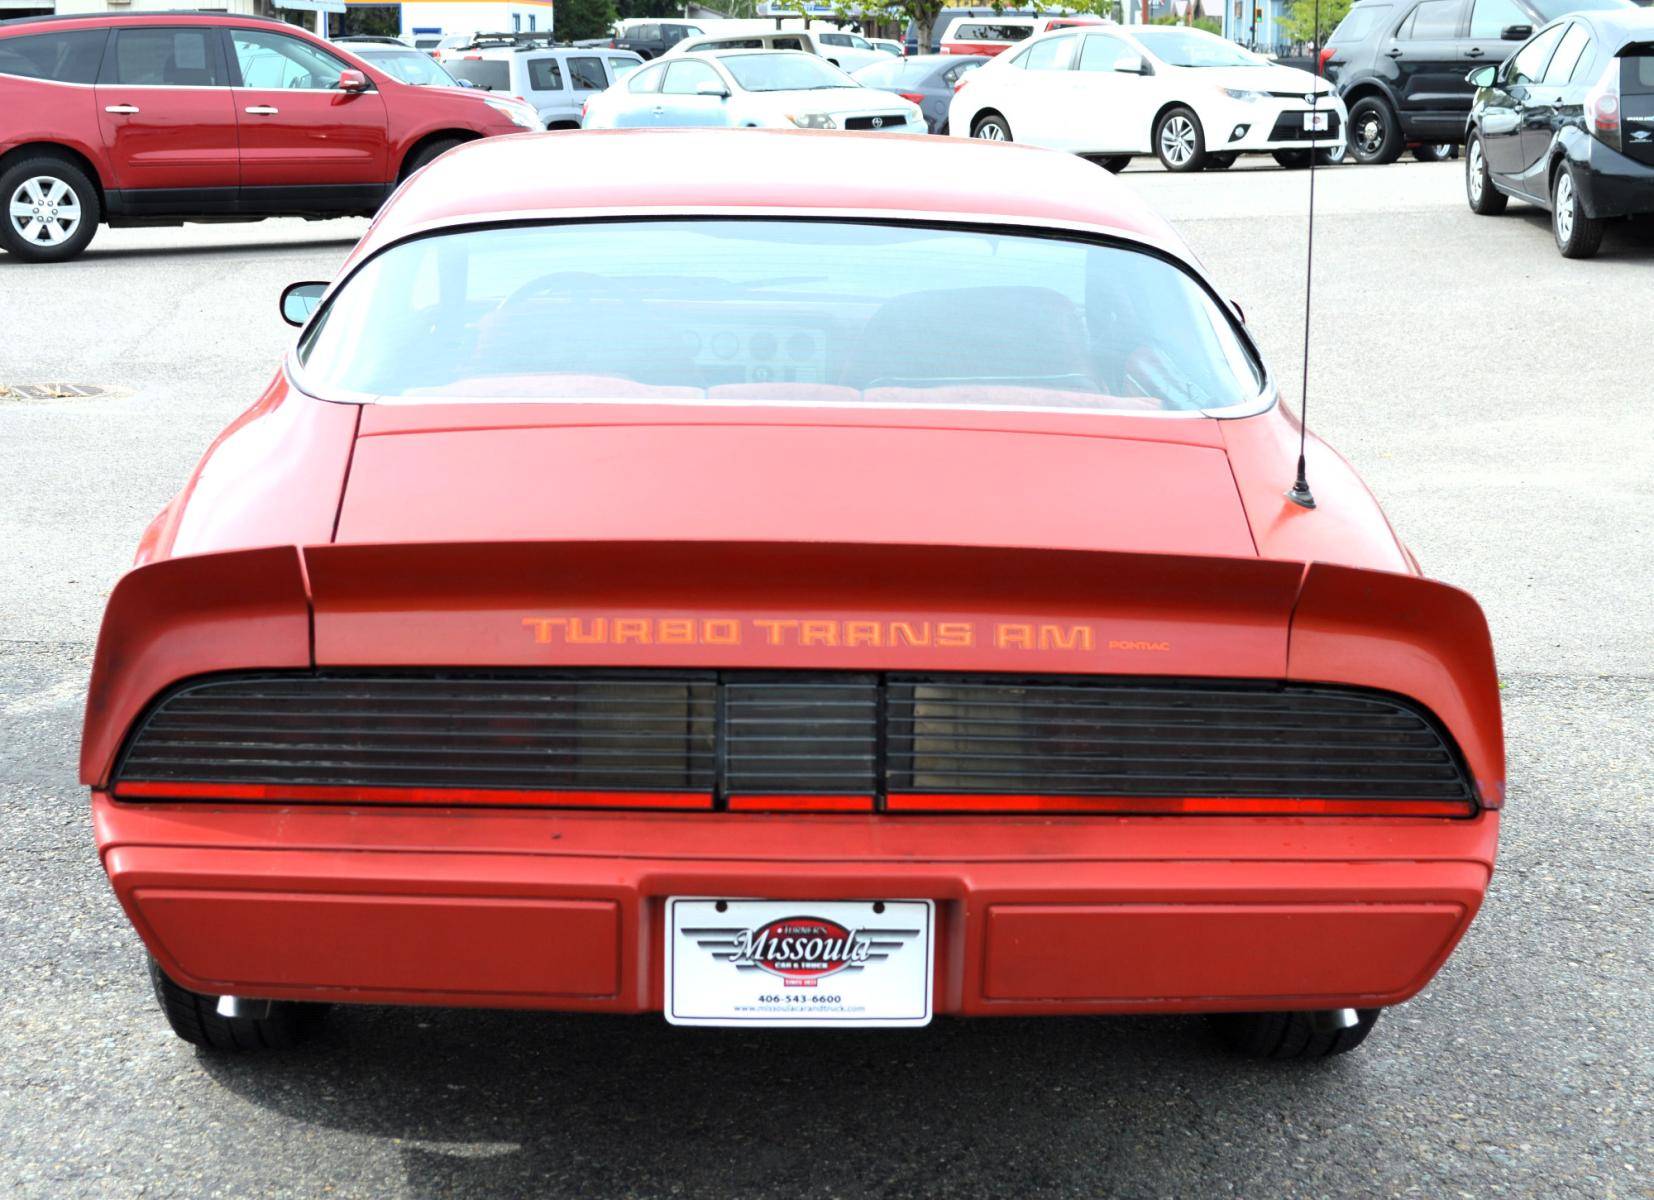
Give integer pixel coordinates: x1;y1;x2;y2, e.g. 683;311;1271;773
0;237;362;266
198;1004;1368;1198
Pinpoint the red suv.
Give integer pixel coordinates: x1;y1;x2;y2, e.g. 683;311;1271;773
0;12;542;262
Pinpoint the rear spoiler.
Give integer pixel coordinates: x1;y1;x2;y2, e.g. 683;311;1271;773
81;542;1503;806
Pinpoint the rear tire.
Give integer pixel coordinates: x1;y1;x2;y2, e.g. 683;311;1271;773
1205;153;1236;169
1552;163;1604;259
1273;149;1311;169
149;957;328;1051
1154;106;1206;172
0;154;100;263
1413;142;1454;162
1347;96;1403;165
970;112;1011;142
1210;1009;1382;1059
1465;132;1507;215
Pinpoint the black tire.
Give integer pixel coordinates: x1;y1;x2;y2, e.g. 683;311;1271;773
1465;132;1507;216
1273;149;1311;169
970;111;1011;142
1209;1008;1382;1060
1205;153;1236;169
1413;142;1454;162
1098;154;1133;173
148;957;328;1051
1154;106;1206;172
1552;162;1605;259
0;154;100;263
1347;96;1403;165
401;136;464;180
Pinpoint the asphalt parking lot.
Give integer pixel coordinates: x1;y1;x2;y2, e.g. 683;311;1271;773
2;157;1650;1200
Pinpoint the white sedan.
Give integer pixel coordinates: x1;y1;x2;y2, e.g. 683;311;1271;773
584;51;923;134
948;25;1348;173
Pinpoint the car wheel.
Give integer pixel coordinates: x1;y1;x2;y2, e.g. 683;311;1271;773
1317;142;1346;166
149;957;328;1051
0;155;100;263
970;112;1011;141
1084;154;1133;172
1465;132;1507;216
401;136;465;180
1413;142;1454;162
1205;153;1236;169
1552;163;1605;259
1347;96;1403;165
1209;1009;1382;1059
1273;149;1311;169
1154;106;1206;172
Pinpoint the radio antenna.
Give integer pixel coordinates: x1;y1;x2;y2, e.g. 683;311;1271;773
1286;0;1322;510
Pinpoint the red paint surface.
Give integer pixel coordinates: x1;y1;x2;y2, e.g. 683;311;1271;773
97;795;1497;1012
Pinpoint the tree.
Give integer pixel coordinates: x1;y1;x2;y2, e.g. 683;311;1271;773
1281;0;1352;48
562;0;620;41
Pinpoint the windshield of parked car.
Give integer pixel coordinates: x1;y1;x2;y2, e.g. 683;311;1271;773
297;220;1264;414
722;52;857;91
360;49;459;86
1132;29;1263;67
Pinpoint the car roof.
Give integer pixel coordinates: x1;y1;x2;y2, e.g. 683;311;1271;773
354;129;1188;265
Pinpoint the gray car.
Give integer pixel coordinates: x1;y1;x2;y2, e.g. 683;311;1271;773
852;54;988;135
439;40;644;128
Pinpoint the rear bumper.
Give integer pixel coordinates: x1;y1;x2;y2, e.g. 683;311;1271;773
95;793;1497;1016
1577;140;1654;220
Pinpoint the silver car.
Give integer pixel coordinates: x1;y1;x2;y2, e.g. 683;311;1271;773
441;42;644;128
583;51;923;133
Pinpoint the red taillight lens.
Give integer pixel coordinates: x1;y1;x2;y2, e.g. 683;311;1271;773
1585;62;1622;150
953;77;971;93
1317;45;1335;74
581;98;591;119
898;91;925;105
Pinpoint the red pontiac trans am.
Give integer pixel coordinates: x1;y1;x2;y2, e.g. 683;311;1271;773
83;129;1502;1058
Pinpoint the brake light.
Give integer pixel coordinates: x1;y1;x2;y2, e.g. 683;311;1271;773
1584;61;1622;151
953;76;971;93
464;54;481;60
898;91;925;105
1317;45;1335;75
581;98;591;119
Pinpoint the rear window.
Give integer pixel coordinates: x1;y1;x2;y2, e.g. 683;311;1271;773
952;24;1033;42
1328;4;1391;42
295;220;1264;415
443;59;509;91
567;55;605;89
1626;44;1654;94
0;28;108;83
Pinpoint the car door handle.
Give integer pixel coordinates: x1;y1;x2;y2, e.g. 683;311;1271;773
244;106;280;115
651;105;665;115
103;104;140;114
1466;47;1485;58
1385;48;1403;58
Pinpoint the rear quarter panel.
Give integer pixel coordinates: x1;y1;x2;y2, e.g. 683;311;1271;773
0;75;112;184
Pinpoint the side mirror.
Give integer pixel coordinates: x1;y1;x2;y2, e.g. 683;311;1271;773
1500;24;1532;41
337;69;369;92
280;281;328;327
1466;64;1497;87
695;81;730;98
1115;53;1146;75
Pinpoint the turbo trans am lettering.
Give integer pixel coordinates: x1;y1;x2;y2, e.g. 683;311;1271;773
521;616;1172;654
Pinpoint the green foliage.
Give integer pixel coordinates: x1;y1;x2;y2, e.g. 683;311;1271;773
616;0;689;20
1281;0;1353;46
562;0;620;41
1149;13;1221;31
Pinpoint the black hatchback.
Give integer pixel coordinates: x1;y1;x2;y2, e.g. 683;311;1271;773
1465;9;1654;257
1323;0;1636;164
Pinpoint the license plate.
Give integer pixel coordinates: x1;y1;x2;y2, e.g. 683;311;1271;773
665;898;934;1027
1303;112;1330;132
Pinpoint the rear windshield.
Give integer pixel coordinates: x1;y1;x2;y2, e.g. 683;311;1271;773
1329;4;1391;43
296;220;1264;414
1625;43;1654;94
442;59;509;90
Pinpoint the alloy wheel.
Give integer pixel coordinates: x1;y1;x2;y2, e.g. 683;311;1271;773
1555;172;1575;243
1469;142;1484;204
8;176;81;247
1355;114;1383;157
1160;116;1195;166
974;120;1006;141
